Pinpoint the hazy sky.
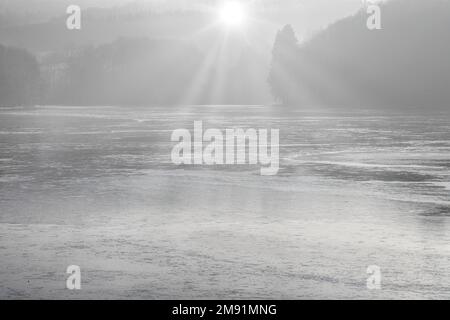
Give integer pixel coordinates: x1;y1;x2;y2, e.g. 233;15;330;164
0;0;366;34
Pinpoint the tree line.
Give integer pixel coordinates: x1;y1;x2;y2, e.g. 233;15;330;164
0;36;269;107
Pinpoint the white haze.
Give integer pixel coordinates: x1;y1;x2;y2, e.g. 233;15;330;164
0;0;366;35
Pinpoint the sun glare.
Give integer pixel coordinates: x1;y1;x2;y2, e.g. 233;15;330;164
219;2;247;28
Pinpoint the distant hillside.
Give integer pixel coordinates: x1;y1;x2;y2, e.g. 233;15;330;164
0;8;213;53
0;44;40;106
50;36;270;106
269;0;450;111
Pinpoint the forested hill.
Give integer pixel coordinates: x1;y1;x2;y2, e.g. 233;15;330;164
269;0;450;111
0;44;41;106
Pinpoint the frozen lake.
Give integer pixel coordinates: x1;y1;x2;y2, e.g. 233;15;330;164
0;105;449;299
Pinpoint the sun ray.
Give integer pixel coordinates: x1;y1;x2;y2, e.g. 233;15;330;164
179;39;223;105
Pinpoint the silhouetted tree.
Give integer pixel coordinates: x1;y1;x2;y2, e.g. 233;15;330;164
268;25;299;105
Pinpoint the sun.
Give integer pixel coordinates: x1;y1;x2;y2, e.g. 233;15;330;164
219;2;247;28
